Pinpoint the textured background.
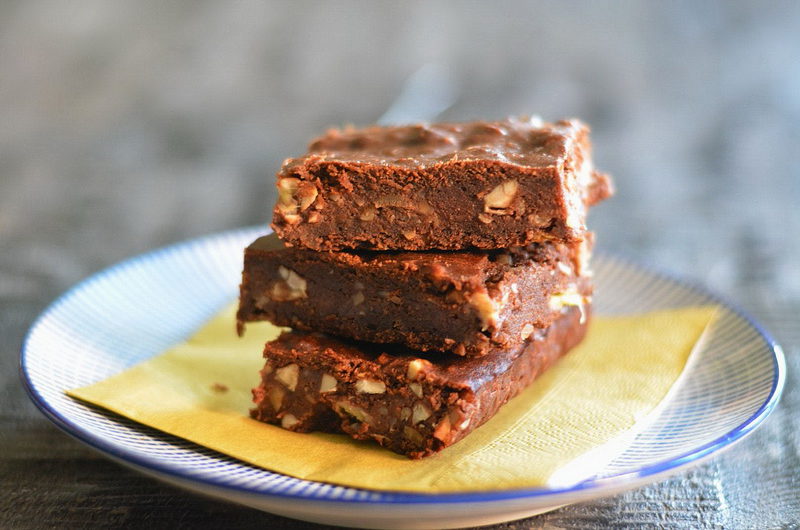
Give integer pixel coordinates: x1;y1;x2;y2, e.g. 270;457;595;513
2;1;799;528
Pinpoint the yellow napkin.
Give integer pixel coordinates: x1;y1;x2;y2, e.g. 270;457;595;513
68;304;716;493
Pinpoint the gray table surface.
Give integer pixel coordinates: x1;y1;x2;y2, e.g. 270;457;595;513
2;1;799;528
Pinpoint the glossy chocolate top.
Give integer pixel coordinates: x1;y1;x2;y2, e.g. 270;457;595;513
281;117;587;170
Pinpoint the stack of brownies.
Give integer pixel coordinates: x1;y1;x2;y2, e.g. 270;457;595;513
237;117;613;458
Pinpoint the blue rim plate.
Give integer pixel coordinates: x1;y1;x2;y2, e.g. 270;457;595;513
20;227;785;529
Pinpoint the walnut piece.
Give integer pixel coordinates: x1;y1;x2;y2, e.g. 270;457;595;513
335;400;372;423
528;213;552;226
275;363;299;391
415;200;434;216
359;205;376;221
276;177;299;215
403;426;423;444
270;266;307;301
409;382;423;398
377;290;402;304
548;288;585;310
412;403;431;424
374;194;406;208
468;291;500;331
281;413;299;429
432;415;451;442
520;323;535;340
351;291;365;306
483;180;518;213
319;373;337;393
276;177;318;223
355;379;386;394
549;287;588;323
406;359;431;380
268;386;285;410
296;184;318;211
282;213;302;224
363;194;437;219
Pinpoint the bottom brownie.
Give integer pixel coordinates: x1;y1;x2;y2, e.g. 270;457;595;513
250;305;589;458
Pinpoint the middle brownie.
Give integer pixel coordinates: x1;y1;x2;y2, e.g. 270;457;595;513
238;234;591;357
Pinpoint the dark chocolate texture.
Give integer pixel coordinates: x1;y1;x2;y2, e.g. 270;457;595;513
238;234;592;356
250;305;589;458
271;117;612;250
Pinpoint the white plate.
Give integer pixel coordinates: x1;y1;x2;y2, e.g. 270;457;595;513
21;227;785;529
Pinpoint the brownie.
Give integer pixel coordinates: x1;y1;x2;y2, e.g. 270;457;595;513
271;117;613;251
250;305;588;458
237;234;592;356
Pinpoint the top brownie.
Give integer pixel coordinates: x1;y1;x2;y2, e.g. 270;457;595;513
272;117;612;251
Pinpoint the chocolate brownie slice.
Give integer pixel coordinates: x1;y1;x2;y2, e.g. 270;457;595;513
271;117;612;251
237;234;592;356
250;305;588;458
